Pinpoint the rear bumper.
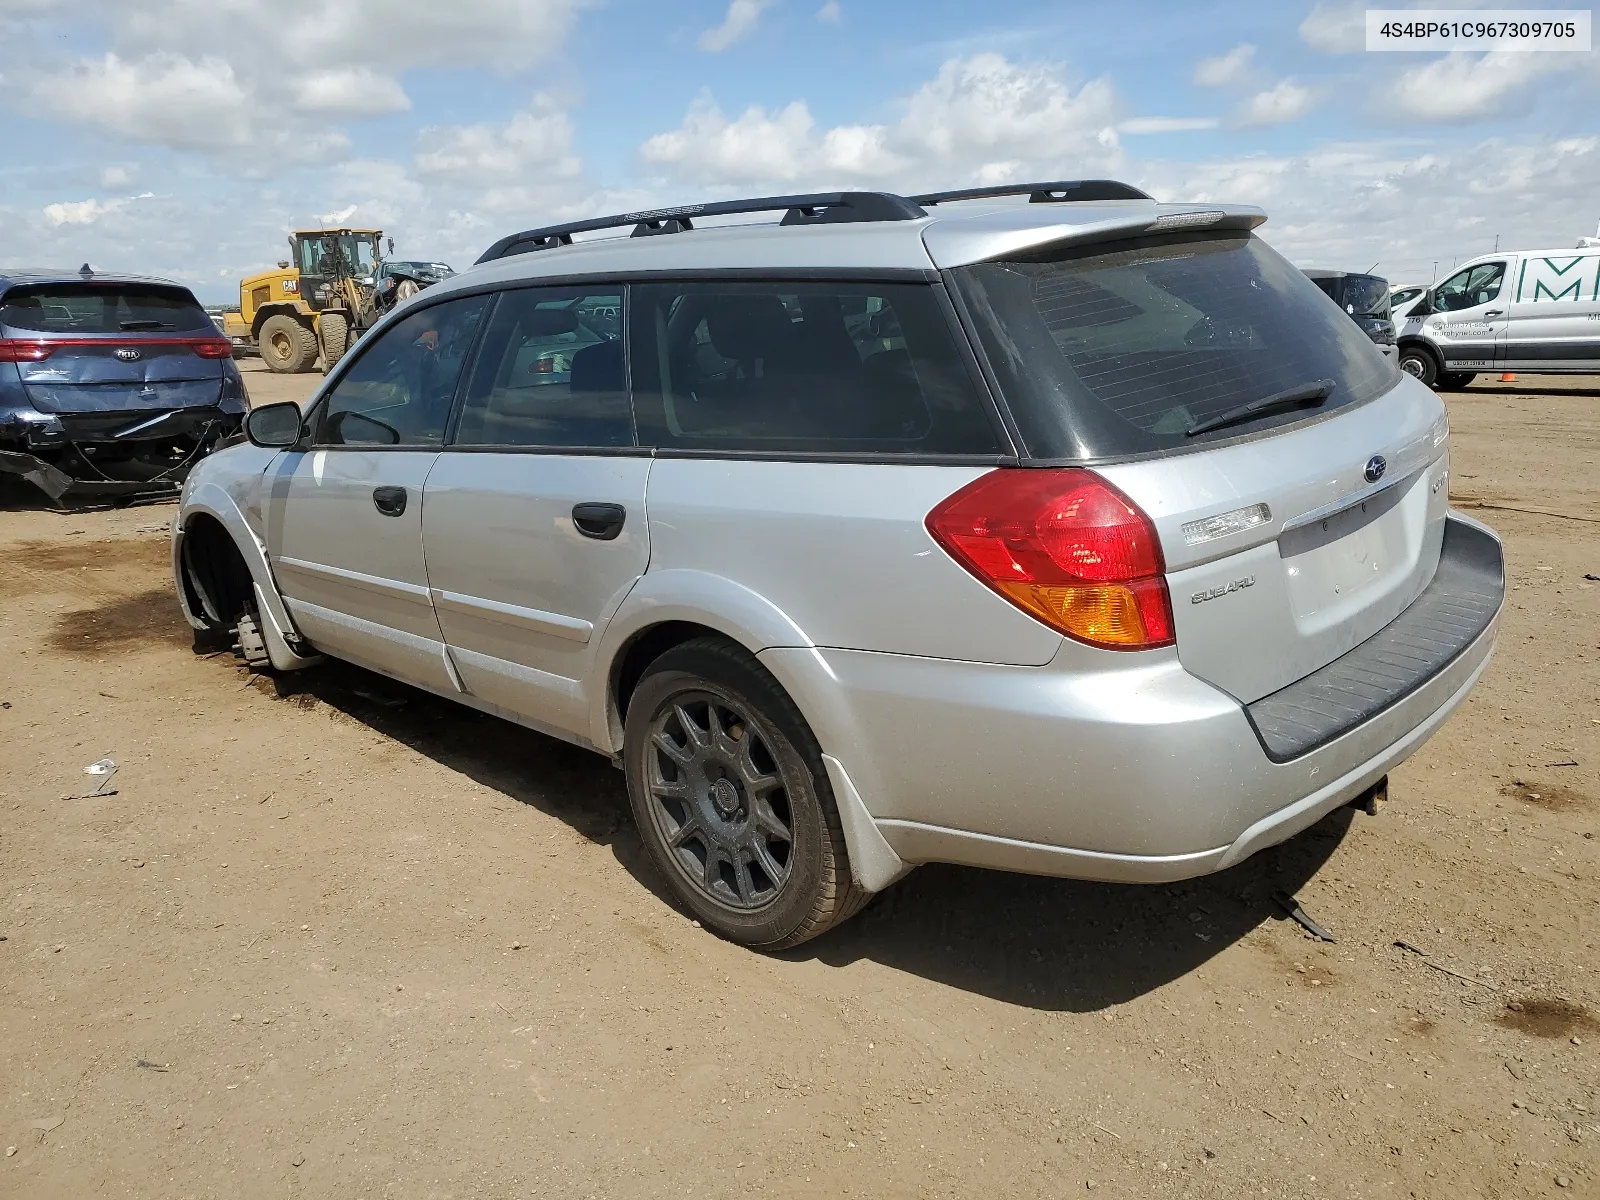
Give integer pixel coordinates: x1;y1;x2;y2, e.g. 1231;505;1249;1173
764;513;1503;885
0;406;242;503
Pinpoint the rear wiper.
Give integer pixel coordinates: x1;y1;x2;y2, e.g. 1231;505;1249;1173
1185;379;1336;437
119;319;173;330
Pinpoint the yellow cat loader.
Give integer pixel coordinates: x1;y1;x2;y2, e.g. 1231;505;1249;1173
223;228;387;373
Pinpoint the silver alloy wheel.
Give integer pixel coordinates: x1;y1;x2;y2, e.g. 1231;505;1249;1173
1399;356;1425;378
642;690;795;910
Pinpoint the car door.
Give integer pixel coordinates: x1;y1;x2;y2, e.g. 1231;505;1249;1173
421;286;649;737
1505;250;1600;371
1422;260;1510;372
265;293;490;692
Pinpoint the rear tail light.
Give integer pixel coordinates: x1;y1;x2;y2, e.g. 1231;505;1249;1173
926;469;1175;650
0;339;54;362
0;336;233;360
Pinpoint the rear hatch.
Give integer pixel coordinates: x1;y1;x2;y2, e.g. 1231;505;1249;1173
951;229;1446;703
0;281;225;414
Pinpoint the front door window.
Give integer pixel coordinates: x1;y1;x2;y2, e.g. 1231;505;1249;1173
315;295;489;446
1433;262;1505;312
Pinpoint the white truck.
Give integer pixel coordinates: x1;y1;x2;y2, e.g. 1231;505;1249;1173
1397;236;1600;388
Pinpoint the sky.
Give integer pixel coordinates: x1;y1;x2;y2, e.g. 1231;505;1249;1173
1;0;1597;302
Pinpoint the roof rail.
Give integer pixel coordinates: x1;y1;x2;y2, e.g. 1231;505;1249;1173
911;180;1152;206
476;191;929;264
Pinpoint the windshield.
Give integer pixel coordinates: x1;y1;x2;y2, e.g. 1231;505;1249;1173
298;233;380;276
951;233;1397;460
1339;274;1390;317
0;283;213;333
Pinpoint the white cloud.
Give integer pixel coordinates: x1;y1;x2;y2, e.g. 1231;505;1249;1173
44;197;126;226
1299;2;1366;54
1387;52;1571;122
640;55;1120;190
1237;79;1316;126
1120;116;1220;134
1194;43;1255;88
294;66;410;117
414;94;582;187
817;0;841;21
99;163;136;188
114;0;590;74
18;0;587;168
698;0;770;52
36;53;248;151
641;97;832;182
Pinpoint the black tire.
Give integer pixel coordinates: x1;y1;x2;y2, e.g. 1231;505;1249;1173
1397;344;1439;388
318;311;350;372
623;638;869;949
260;314;318;374
1440;371;1477;390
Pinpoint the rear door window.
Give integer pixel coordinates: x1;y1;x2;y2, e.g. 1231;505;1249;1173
952;233;1397;460
0;283;213;333
452;287;631;448
629;281;1001;455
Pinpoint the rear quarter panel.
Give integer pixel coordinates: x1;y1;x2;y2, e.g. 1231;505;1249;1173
641;458;1065;665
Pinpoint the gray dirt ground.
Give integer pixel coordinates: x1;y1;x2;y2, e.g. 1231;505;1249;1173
1;361;1597;1199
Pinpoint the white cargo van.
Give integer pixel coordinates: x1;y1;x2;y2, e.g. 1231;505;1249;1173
1397;244;1600;388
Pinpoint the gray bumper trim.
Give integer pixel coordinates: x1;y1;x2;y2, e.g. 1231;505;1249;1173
1245;516;1504;763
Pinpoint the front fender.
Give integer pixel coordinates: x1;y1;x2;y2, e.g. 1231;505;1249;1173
174;475;320;671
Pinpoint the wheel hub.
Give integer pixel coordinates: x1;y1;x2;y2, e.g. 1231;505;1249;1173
710;775;742;820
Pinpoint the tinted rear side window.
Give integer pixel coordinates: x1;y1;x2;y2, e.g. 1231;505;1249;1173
629;281;1001;455
0;283;213;333
952;234;1397;461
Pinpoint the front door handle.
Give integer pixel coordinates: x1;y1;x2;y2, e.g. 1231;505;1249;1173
572;502;626;541
1483;309;1505;317
373;485;407;517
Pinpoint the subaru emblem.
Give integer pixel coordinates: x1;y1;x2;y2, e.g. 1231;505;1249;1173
115;347;142;362
1364;454;1387;484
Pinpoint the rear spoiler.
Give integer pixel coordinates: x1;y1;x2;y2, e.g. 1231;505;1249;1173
923;206;1268;268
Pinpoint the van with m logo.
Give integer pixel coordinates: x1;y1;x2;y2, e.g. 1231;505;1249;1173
1396;241;1600;388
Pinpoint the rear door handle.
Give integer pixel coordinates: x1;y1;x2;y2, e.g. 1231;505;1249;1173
572;502;626;540
373;485;407;517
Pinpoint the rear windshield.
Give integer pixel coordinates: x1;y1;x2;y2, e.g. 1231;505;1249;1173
952;233;1397;461
0;283;213;334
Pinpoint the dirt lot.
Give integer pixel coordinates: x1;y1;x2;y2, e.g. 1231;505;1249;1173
2;361;1597;1199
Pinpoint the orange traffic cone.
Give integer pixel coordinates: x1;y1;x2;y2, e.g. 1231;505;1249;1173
1499;372;1516;382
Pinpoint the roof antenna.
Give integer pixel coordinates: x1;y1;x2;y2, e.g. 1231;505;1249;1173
79;262;94;277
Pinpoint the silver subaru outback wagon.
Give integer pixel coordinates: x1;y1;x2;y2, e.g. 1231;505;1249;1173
173;181;1505;949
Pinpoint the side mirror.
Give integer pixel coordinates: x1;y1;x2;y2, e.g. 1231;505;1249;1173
245;402;305;448
386;237;395;255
